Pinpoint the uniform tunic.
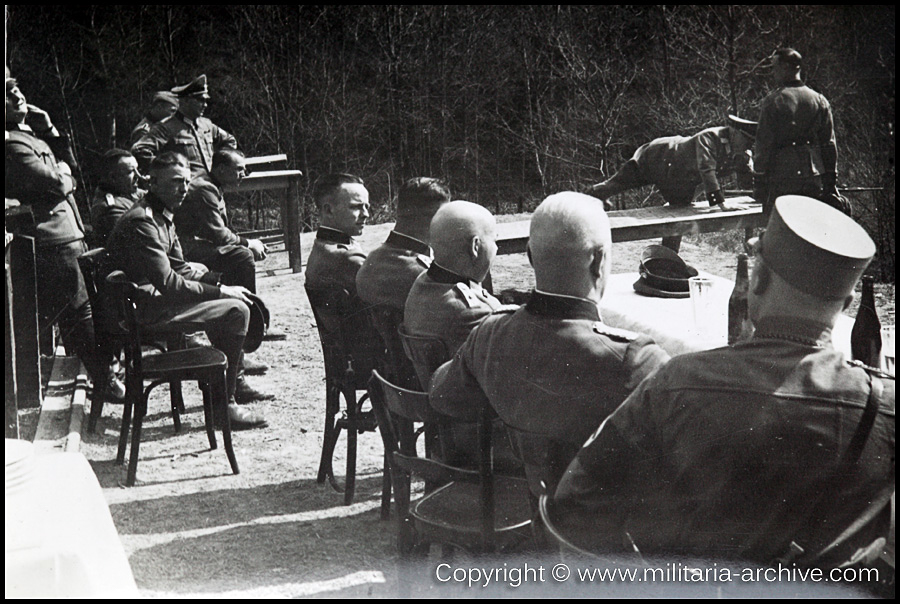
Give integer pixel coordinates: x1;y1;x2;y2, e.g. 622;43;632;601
131;112;237;178
90;186;144;247
356;230;432;311
754;80;837;214
176;174;255;291
554;316;895;568
404;262;502;365
430;291;669;492
304;227;367;297
596;127;745;206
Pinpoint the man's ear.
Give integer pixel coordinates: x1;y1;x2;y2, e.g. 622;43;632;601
589;247;605;278
471;235;481;260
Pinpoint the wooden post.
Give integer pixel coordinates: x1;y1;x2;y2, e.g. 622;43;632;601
9;234;42;409
5;236;19;438
286;173;303;273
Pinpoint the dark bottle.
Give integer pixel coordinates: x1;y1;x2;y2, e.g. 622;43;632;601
728;254;752;345
851;275;882;366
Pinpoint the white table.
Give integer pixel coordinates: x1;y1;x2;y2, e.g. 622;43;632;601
600;273;853;357
5;450;138;598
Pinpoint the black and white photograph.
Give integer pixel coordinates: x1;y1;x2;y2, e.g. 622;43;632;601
5;5;894;598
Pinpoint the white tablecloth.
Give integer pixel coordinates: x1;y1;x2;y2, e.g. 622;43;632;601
5;451;138;598
600;273;853;357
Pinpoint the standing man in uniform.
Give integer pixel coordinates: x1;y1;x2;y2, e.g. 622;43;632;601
430;192;669;496
553;196;893;578
105;152;268;430
754;48;848;216
89;148;144;247
131;75;237;179
129;91;178;147
584;116;757;250
6;74;124;401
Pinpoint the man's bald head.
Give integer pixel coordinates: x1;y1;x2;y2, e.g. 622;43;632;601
430;200;497;283
528;192;612;302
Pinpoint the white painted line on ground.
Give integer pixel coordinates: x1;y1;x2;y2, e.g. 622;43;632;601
141;570;386;598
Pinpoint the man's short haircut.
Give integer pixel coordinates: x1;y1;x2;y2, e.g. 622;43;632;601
150;151;189;174
774;47;802;68
211;148;245;170
101;148;134;174
313;173;365;209
396;177;451;217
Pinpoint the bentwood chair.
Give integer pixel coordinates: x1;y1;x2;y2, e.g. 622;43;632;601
369;369;532;563
78;247;186;434
106;271;238;486
305;286;388;511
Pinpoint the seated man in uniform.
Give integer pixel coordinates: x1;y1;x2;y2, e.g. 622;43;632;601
404;200;503;384
430;192;669;497
553;196;894;578
176;149;267;294
305;172;381;374
105;152;268;430
356;176;451;387
90;149;144;247
584;116;757;251
305;173;369;295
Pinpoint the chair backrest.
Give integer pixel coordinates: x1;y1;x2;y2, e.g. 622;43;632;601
505;424;581;501
398;324;451;390
77;247;121;336
368;369;500;551
305;286;381;390
367;304;420;390
105;270;144;380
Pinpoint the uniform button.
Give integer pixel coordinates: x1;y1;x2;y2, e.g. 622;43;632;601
797;171;802;175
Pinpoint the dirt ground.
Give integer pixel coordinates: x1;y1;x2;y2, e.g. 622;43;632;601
73;220;893;598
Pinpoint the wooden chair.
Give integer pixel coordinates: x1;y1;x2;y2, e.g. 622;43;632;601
367;304;420;390
78;248;186;434
305;286;387;509
106;270;238;486
368;369;532;562
504;425;581;504
397;324;450;392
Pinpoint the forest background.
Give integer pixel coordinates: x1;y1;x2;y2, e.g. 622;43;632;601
5;5;895;279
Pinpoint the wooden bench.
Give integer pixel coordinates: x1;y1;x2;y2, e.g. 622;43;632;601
495;196;765;255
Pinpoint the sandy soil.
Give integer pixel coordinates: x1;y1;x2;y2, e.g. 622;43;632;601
73;221;893;598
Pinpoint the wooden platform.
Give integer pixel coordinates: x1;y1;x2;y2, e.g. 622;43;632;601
495;197;764;255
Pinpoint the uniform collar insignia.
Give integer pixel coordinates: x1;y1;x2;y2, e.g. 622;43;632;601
427;262;470;286
386;230;431;257
143;193;174;224
316;227;353;245
526;290;601;321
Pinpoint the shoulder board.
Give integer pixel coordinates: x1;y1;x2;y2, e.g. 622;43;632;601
105;193;116;206
492;305;518;315
144;206;154;219
593;322;639;343
416;254;432;269
453;282;480;309
847;359;895;380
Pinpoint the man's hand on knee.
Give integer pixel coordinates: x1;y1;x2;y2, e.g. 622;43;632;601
219;284;252;304
247;238;267;261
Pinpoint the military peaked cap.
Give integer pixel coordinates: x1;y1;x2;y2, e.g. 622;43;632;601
728;114;758;138
171;74;209;99
755;195;874;300
152;91;179;106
